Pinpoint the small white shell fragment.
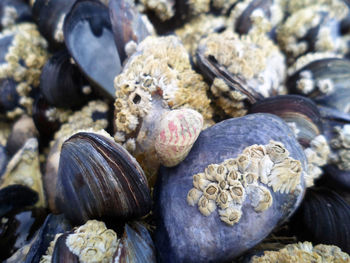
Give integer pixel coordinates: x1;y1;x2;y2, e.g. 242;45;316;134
155;109;203;167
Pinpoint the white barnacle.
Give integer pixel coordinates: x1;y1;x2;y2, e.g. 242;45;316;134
218;206;242;226
187;140;301;226
65;220;119;263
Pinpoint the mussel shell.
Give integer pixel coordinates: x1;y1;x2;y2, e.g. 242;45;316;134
0;0;32;30
288;58;350;114
155;113;306;262
0;144;8;177
0;185;38;218
250;95;323;147
289;187;350;253
0;208;46;262
55;132;152;224
109;0;151;62
64;0;122;99
114;222;156;263
51;233;79;263
32;0;76;50
21;214;72;263
40;49;91;108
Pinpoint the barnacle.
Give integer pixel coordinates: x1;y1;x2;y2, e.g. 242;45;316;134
198;30;286;117
229;0;284;35
304;135;330;187
114;35;214;148
1;6;18;29
0;23;49;118
329;125;350;170
175;14;227;56
187;140;303;225
277;3;348;61
251;242;350;262
139;0;174;21
65;220;118;263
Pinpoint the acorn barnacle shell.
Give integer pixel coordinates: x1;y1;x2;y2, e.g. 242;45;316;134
251;241;350;262
155;114;307;262
55;132;152;224
155;108;203;167
187;140;302;226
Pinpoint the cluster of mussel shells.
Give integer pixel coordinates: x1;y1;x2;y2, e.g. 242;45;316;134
1;0;350;262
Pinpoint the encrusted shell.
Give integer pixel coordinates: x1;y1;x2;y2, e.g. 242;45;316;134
155;114;307;262
155;109;203;167
55;132;152;224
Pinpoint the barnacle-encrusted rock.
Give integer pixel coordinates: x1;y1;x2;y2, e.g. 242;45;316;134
251;242;350;262
0;138;45;207
155;114;307;262
187;140;302;226
277;3;348;62
329;124;350;171
304;135;330;187
114;35;213;179
175;14;227;56
0;23;48;118
196;30;286;117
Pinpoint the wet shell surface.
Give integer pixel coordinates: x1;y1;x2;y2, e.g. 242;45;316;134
155;109;203;167
154;113;307;262
55;132;152;224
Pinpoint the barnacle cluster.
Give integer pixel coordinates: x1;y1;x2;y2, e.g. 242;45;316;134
198;30;286;117
304;135;330;187
251;241;350;262
0;23;49;118
139;0;174;21
229;0;284;35
114;35;213;146
40;220;119;263
277;1;349;62
330;124;350;170
187;140;303;226
1;6;18;29
66;220;119;263
175;14;227;56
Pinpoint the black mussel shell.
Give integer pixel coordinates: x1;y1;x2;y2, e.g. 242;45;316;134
51;233;79;263
109;0;151;63
288;58;350;114
114;222;156;263
0;185;38;218
15;214;72;263
40;49;91;108
64;0;122;99
6;115;38;156
289;187;350;253
32;0;77;50
155;113;307;262
250;95;323;147
0;78;20;114
0;0;32;30
0;208;46;262
55;132;152;225
0;144;8;177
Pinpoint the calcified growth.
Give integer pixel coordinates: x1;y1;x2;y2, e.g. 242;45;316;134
0;23;48;118
251;241;350;262
277;2;349;62
187;140;302;226
113;35;213;173
197;30;286;117
40;220;119;263
330;124;350;170
304;135;330;187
